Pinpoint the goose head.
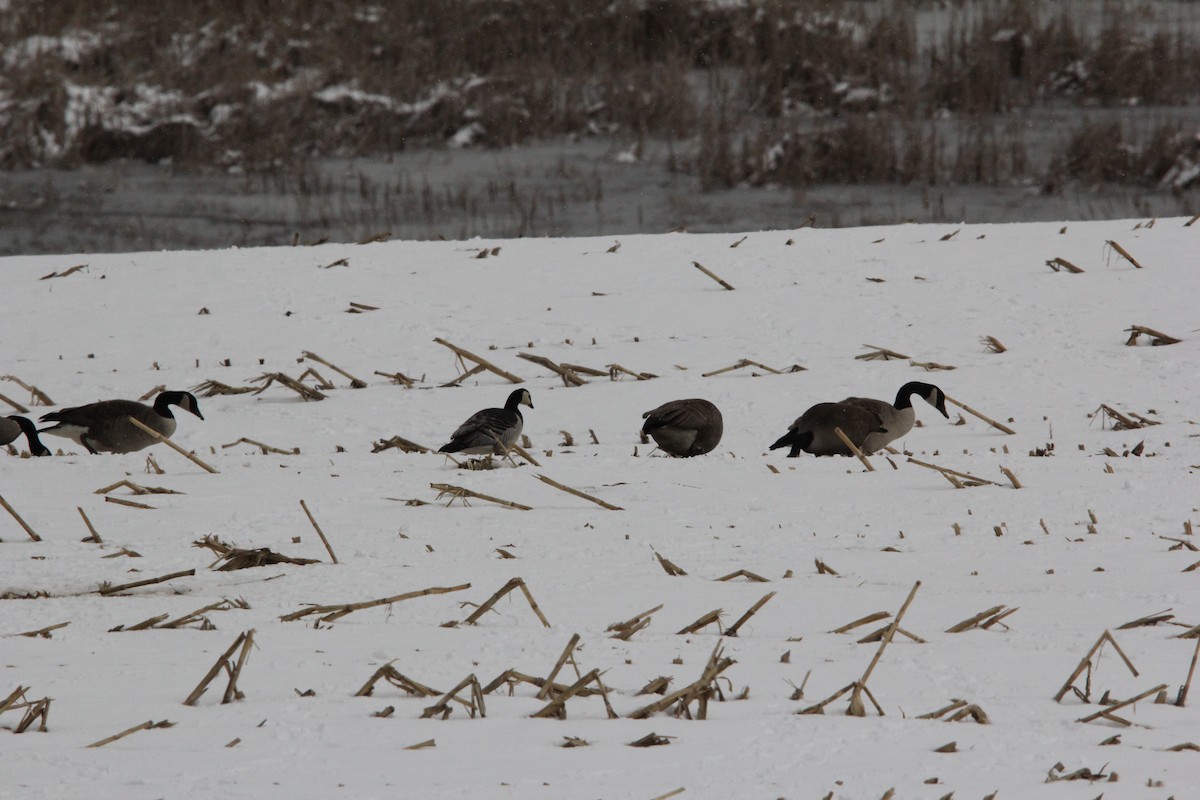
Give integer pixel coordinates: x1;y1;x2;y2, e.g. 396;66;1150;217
506;388;534;411
158;390;205;420
907;382;949;418
7;415;51;457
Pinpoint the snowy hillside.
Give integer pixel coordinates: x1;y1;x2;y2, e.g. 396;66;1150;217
2;218;1199;799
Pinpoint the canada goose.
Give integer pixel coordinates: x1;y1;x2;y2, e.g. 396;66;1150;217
641;398;723;457
840;382;949;453
438;388;533;455
39;390;204;454
769;402;886;457
0;416;51;457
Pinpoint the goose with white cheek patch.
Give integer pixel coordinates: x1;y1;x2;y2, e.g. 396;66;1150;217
0;415;51;456
641;398;723;457
839;381;949;453
769;402;886;457
438;388;533;455
39;390;204;454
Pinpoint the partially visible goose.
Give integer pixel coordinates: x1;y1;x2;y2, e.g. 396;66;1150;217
839;381;949;453
0;415;51;457
769;402;886;457
39;390;204;454
641;398;723;457
438;388;533;455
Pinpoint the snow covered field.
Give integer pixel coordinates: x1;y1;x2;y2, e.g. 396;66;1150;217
2;217;1199;799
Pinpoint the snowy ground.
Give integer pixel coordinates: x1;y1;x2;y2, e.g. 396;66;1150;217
2;217;1199;799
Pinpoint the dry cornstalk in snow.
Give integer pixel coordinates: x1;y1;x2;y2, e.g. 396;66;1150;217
1125;324;1181;346
440;363;485;387
0;391;30;413
715;569;769;583
725;592;776;637
127;417;220;473
677;608;723;635
433;337;524;384
280;583;472;623
801;581;921;717
534;473;622;510
300;499;339;564
1117;609;1175;629
98;569;195;596
943;395;1017;435
156;599;247;630
463;577;551;628
919;700;990;724
559;362;609;377
530;669;610;719
516;352;587;387
249;372;327;401
1105;239;1144;268
0;494;42;541
86;719;174;748
482;669;604;698
194;535;319;570
946;605;1018;633
1096;403;1159;430
431;482;532;510
38;263;87;280
909;359;957;371
374;369;419;387
372;435;432;453
856;344;910;361
607;604;663;640
104;496;155;510
183;629;255;706
691;260;734;290
702;358;802;377
94;479;182;495
655;551;688;576
1045;257;1085;273
537;634;584;700
980;335;1007;353
606;363;658;381
830;611;891;634
907;457;1002;488
16;621;70;639
1077;683;1169;725
628;643;735;720
355;663;441;698
421;674;486;719
221;437;298;455
833;427;874;471
2;375;54;406
301;350;367;388
1054;630;1139;703
191;380;255;396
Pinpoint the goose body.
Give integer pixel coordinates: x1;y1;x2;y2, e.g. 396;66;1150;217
641;398;723;457
769;402;886;457
1;415;51;457
438;388;533;455
839;381;949;453
39;390;204;454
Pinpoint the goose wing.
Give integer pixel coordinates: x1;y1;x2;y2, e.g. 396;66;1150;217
449;407;519;441
839;396;891;416
641;400;711;433
41;399;148;427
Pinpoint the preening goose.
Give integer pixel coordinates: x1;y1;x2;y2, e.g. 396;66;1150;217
438;388;533;455
839;381;949;453
0;415;51;457
39;390;204;454
769;402;886;457
641;398;723;457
